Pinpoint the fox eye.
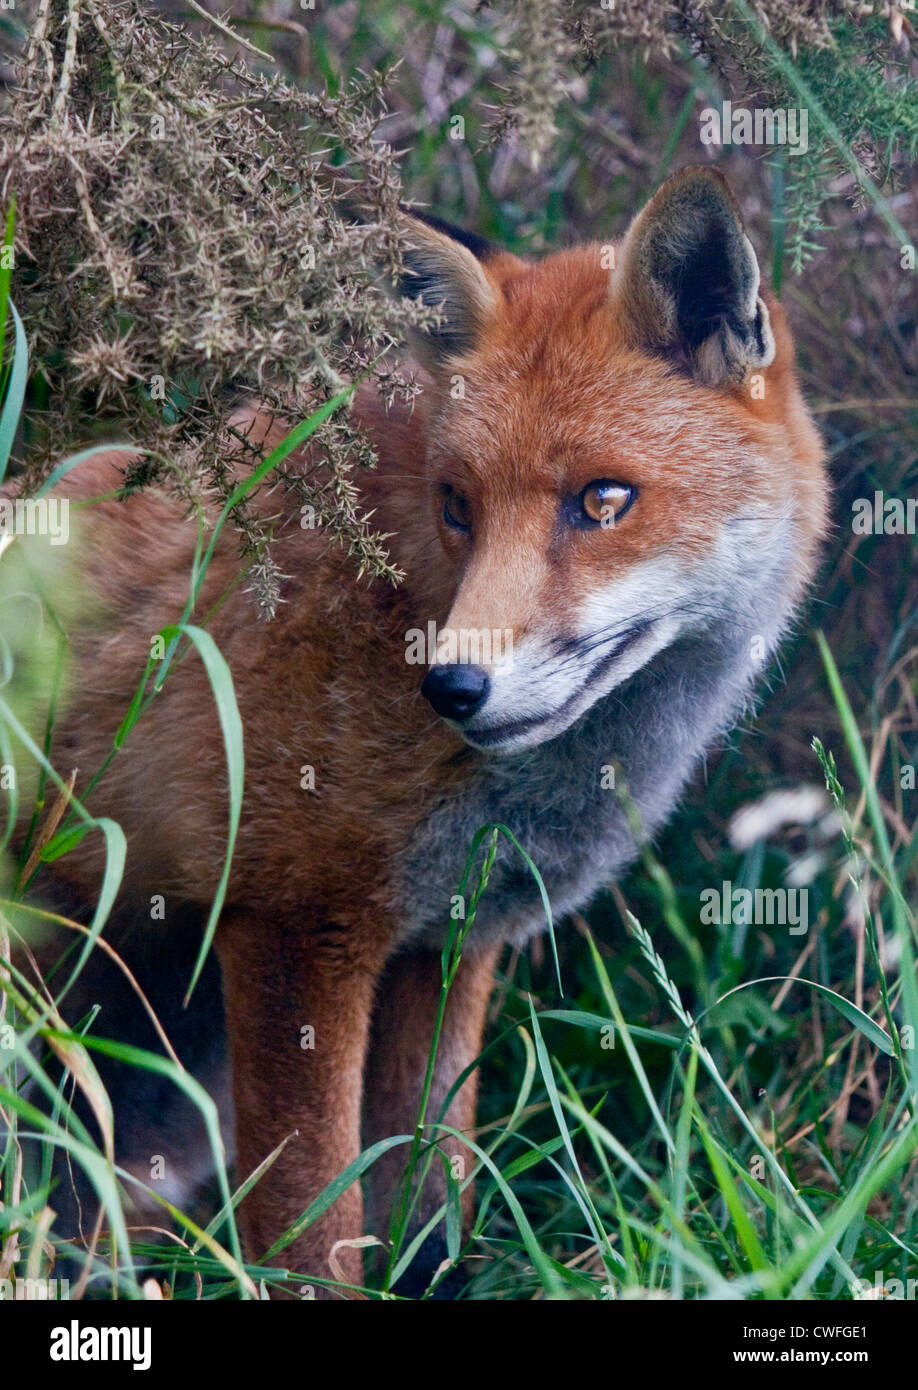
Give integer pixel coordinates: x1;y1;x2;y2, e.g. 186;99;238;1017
442;487;472;532
580;480;636;527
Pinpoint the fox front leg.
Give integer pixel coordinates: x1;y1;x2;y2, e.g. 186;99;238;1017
217;912;388;1298
362;943;499;1297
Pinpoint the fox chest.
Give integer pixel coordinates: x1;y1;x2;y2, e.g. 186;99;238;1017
383;651;722;950
388;730;640;951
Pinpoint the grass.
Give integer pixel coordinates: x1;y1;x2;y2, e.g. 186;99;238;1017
1;0;917;1301
1;585;915;1298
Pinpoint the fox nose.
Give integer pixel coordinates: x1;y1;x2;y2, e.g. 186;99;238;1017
421;664;490;722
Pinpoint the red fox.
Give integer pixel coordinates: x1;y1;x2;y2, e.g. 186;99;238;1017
8;167;827;1296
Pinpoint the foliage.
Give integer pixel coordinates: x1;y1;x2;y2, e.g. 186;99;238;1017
1;0;430;609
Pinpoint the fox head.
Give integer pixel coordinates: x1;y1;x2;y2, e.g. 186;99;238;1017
397;168;827;753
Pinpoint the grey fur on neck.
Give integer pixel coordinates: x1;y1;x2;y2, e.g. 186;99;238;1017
396;618;764;951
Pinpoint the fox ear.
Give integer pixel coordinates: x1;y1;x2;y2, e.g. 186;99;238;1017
611;167;775;388
395;211;500;367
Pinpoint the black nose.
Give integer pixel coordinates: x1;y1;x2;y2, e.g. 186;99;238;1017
421;664;490;722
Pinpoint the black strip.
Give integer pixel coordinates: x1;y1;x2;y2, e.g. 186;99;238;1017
400;206;498;263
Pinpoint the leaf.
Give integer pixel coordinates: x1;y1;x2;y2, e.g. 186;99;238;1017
709;976;894;1057
36;442;137;498
444;1165;462;1264
156;623;244;1004
0;300;27;487
540;1008;681;1049
0;199;15;389
695;1111;769;1274
261;1134;415;1262
39;821;89;863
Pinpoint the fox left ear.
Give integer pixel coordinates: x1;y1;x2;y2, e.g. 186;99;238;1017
394;211;501;368
611;166;775;388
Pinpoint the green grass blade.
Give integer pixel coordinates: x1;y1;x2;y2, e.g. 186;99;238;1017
156;623;244;1003
695;1109;770;1275
0;300;27;486
704;976;894;1057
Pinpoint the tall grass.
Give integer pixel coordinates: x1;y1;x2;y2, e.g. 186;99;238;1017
2;579;915;1297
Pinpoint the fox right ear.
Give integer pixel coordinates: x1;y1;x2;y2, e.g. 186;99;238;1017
611;166;775;388
394;212;500;368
